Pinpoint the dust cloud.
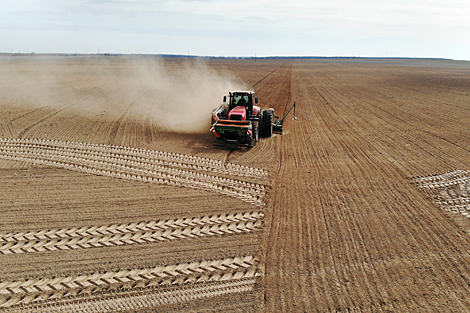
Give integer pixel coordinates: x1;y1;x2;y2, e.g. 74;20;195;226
0;56;246;134
127;58;245;133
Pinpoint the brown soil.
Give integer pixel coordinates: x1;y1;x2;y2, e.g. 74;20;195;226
1;56;470;312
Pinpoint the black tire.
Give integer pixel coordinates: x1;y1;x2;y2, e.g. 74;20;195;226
260;110;273;137
253;121;259;142
248;121;258;148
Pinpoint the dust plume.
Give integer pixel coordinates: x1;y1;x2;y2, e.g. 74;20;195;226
127;58;246;133
0;56;246;134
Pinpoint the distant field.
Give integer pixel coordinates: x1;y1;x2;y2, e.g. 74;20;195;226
1;56;470;312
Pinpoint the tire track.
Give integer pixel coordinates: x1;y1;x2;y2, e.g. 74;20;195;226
0;138;268;180
414;169;470;187
256;62;292;110
415;170;470;218
0;212;263;255
106;91;150;146
16;104;77;139
0;138;268;206
0;256;262;308
0;113;14;138
15;84;109;139
3;279;257;313
252;62;287;91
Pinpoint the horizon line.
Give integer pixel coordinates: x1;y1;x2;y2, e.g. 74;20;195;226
0;52;464;62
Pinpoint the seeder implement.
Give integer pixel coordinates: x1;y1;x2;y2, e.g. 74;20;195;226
211;119;253;147
273;101;296;133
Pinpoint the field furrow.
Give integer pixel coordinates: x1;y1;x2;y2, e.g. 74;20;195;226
2;57;470;312
263;60;470;312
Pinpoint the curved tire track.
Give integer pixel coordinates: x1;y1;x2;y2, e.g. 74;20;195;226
0;138;268;206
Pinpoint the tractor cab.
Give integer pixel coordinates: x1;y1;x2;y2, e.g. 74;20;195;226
224;91;259;119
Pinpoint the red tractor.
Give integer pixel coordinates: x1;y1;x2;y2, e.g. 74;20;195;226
210;91;295;148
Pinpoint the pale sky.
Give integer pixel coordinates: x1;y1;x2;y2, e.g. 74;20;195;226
1;0;469;60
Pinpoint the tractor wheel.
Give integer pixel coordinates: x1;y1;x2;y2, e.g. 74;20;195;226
253;121;259;142
260;110;273;137
249;121;258;148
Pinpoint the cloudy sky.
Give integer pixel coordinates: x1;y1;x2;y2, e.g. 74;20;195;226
1;0;469;60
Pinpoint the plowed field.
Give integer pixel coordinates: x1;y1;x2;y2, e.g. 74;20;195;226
1;56;470;312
